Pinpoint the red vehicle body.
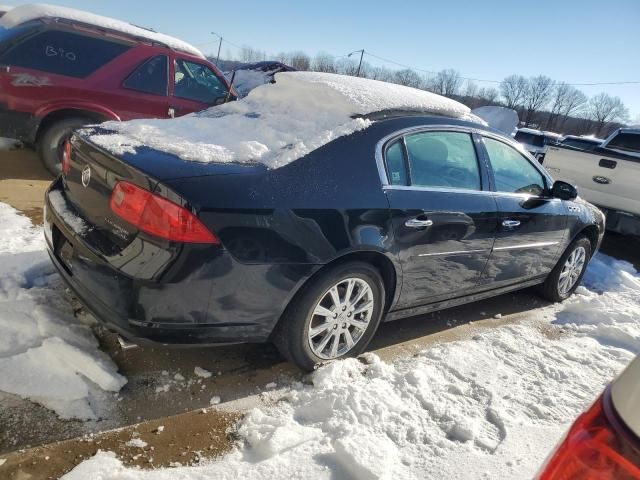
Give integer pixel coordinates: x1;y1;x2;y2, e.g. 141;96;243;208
0;11;235;173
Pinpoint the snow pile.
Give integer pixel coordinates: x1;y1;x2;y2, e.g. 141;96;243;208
63;253;639;478
0;3;204;58
89;72;483;169
0;202;126;420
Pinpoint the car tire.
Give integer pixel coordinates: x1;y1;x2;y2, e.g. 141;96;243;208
539;236;591;303
273;261;385;372
37;117;92;176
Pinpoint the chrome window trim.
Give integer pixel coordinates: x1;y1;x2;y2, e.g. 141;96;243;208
383;185;491;196
375;124;480;188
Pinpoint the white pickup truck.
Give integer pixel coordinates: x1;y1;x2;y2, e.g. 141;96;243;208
544;128;640;235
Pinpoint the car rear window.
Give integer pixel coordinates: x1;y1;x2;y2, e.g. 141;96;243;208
514;131;545;148
606;133;640;154
0;28;131;77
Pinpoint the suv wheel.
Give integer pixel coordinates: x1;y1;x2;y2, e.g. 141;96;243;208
273;262;385;371
539;236;591;302
37;117;91;176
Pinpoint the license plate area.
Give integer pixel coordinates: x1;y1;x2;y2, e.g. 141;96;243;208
52;225;73;275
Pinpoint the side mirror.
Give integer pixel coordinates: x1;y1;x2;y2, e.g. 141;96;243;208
552;180;578;201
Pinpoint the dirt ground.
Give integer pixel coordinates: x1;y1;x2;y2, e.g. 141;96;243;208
1;147;639;478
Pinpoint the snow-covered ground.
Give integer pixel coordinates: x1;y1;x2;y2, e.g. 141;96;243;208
0;203;126;420
63;252;639;477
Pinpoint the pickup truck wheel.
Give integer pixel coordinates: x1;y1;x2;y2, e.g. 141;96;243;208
37;117;91;176
539;236;591;302
272;262;385;372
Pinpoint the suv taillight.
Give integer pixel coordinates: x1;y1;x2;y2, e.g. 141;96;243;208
537;394;640;479
109;181;218;244
61;140;71;175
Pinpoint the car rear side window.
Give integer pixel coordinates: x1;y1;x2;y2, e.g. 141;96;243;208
0;29;130;78
384;140;408;185
483;137;546;196
404;131;481;190
123;55;168;96
174;58;228;104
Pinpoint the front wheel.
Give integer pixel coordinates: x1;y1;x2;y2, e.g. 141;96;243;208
539;236;591;302
273;262;385;371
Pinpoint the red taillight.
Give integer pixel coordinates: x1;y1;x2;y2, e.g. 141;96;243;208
538;394;640;479
61;140;71;175
109;181;218;244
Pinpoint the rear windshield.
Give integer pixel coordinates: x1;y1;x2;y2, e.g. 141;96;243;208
0;22;38;54
0;28;131;77
514;131;545;147
606;133;640;153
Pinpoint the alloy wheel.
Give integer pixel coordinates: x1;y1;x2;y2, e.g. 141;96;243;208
558;246;586;295
307;277;374;360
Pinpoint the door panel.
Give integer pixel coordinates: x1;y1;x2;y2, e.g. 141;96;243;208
479;194;567;287
479;135;569;286
388;189;497;307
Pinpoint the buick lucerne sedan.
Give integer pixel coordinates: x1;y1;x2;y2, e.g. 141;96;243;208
44;73;605;371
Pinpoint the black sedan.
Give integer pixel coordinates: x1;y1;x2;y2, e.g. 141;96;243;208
44;106;604;371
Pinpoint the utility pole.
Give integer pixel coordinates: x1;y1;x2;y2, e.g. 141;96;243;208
348;49;365;77
212;32;223;67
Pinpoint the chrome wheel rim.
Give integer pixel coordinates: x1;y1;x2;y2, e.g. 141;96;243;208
558;246;586;295
307;277;374;360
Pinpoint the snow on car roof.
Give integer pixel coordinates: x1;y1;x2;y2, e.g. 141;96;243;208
89;72;484;169
0;3;204;58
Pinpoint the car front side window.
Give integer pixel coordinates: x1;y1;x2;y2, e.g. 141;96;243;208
403;131;481;190
174;59;228;104
483;137;546;196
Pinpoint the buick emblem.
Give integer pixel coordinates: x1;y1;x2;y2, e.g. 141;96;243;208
81;166;91;188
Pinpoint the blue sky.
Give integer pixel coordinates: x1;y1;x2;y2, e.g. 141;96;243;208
5;0;640;119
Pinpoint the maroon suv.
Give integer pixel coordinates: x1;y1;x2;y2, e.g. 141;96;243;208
0;5;235;174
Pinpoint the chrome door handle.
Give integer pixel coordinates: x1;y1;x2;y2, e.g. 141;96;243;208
405;218;434;228
502;219;521;228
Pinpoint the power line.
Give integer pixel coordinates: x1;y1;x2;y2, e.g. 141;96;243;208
193;36;639;87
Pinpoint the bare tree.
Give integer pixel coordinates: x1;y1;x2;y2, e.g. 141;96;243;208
240;45;265;63
464;80;478;98
522;75;553;124
500;74;528;109
428;69;462;97
368;65;394;82
289;51;310;71
312;52;336;73
588;93;629;135
546;83;588;130
478;87;499;104
393;69;423;88
335;58;360;76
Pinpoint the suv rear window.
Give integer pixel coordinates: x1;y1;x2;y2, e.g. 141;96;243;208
514;131;545;148
606;133;640;154
0;29;130;77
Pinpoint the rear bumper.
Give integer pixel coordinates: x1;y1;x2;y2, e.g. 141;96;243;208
44;178;316;346
0;103;38;144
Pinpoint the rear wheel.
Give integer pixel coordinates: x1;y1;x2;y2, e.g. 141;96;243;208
273;262;385;371
539;236;591;302
37;117;92;176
